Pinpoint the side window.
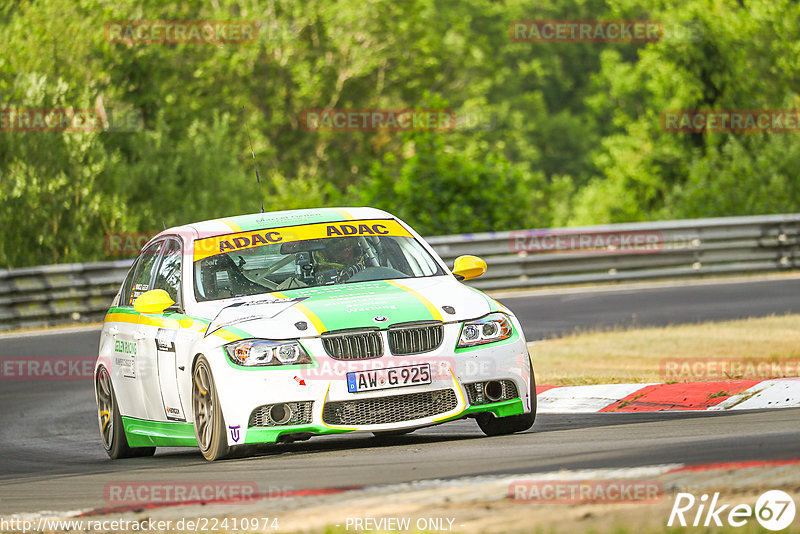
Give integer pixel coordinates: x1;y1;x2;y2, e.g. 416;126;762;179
119;259;139;307
128;241;164;305
153;239;182;306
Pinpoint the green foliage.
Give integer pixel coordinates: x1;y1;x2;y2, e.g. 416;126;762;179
571;0;800;224
666;135;800;218
0;0;798;267
359;132;549;236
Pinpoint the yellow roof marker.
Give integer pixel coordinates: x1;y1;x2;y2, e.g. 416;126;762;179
335;208;355;220
219;218;244;232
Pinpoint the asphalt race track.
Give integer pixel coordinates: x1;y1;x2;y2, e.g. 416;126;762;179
1;276;798;515
502;276;800;339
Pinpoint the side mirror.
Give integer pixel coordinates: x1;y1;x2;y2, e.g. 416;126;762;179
452;255;487;281
133;289;175;314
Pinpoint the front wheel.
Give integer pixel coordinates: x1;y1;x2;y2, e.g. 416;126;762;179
192;356;231;461
476;362;537;437
95;366;156;459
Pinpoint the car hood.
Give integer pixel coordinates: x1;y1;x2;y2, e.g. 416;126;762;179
203;277;495;339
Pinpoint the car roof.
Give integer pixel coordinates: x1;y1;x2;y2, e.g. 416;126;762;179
158;207;397;241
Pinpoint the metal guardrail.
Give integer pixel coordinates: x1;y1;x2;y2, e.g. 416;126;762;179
0;260;135;331
1;214;799;331
427;213;800;290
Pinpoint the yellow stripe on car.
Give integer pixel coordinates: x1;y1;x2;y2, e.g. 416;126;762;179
211;328;244;343
104;312;139;325
385;280;444;322
433;368;467;422
319;384;357;431
105;312;203;333
294;303;327;333
272;291;327;334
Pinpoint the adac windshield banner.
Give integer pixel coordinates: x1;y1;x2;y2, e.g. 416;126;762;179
193;219;411;261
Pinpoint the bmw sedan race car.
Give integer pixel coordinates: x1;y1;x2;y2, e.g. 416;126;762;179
95;207;536;461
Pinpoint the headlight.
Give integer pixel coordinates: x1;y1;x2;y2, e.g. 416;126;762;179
224;339;312;367
457;313;513;348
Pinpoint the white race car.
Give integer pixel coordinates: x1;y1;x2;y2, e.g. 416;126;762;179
95;207;536;460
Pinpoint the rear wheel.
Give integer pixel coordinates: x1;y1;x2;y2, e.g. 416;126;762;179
476;361;537;437
192;356;231;461
95;366;156;459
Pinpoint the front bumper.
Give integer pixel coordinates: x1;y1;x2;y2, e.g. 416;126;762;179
213;325;534;447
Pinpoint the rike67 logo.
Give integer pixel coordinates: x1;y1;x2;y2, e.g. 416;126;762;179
669;490;796;531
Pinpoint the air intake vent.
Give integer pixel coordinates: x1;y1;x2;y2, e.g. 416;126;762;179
388;322;444;355
249;401;314;427
322;389;458;426
322;329;383;360
464;380;519;405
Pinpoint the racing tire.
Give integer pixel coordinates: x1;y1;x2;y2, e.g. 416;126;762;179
476;361;537;437
192;356;232;461
95;366;156;459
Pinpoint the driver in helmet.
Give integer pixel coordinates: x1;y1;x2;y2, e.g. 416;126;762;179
325;237;366;282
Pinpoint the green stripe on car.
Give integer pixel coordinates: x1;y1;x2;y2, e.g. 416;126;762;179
122;416;197;447
279;280;439;332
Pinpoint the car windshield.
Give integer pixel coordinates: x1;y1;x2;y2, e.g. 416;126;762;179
193;219;444;302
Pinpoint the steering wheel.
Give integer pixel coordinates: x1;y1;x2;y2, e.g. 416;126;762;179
335;262;367;283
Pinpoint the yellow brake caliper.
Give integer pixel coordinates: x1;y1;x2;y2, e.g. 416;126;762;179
100;410;110;432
